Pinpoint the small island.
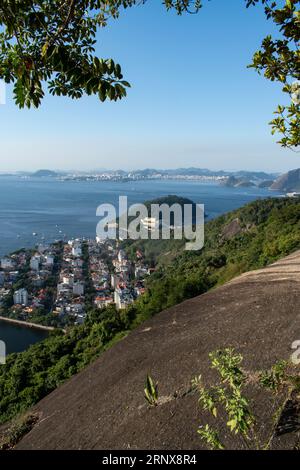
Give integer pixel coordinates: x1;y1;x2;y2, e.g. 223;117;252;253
221;175;255;188
31;169;59;178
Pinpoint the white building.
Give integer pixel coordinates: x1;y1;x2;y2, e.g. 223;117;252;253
94;296;114;309
13;288;28;306
45;255;54;266
62;274;74;286
72;258;83;268
72;245;82;257
73;282;84;296
135;266;149;279
141;217;158;232
111;274;119;289
114;288;134;310
1;258;15;270
57;283;71;294
118;250;126;263
30;256;40;271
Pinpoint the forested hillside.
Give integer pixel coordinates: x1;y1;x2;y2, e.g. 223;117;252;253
125;197;300;320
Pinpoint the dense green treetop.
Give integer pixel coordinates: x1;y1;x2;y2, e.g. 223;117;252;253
247;0;299;149
0;1;299;147
0;1;201;108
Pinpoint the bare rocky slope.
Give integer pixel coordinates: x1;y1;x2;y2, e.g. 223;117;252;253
14;251;300;450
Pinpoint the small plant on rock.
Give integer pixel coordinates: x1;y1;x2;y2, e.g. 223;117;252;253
192;349;255;449
144;374;158;407
192;348;297;450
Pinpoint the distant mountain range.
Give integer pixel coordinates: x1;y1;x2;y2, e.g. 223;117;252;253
128;168;277;180
7;168;300;193
28;167;278;180
221;168;300;193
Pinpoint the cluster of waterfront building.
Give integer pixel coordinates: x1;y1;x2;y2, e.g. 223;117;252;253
0;244;58;318
0;237;151;326
59;171;226;183
0;251;27;307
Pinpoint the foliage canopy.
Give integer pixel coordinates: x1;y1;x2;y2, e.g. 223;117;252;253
0;1;298;147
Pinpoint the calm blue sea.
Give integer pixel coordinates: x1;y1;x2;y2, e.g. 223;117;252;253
0;320;48;355
0;176;281;257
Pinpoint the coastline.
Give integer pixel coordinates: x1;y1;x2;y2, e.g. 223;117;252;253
0;315;57;332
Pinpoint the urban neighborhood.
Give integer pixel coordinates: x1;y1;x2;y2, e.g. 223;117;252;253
0;237;151;328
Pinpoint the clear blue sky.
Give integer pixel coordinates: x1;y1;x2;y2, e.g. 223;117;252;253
0;1;298;173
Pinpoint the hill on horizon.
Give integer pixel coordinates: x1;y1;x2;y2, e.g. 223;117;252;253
31;169;58;177
271;168;300;192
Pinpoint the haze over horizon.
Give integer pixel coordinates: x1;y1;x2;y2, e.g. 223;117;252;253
0;2;299;173
0;165;286;175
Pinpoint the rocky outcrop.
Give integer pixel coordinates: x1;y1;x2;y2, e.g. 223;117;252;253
221;176;255;188
220;218;242;240
257;180;274;189
13;251;300;450
271;169;300;192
